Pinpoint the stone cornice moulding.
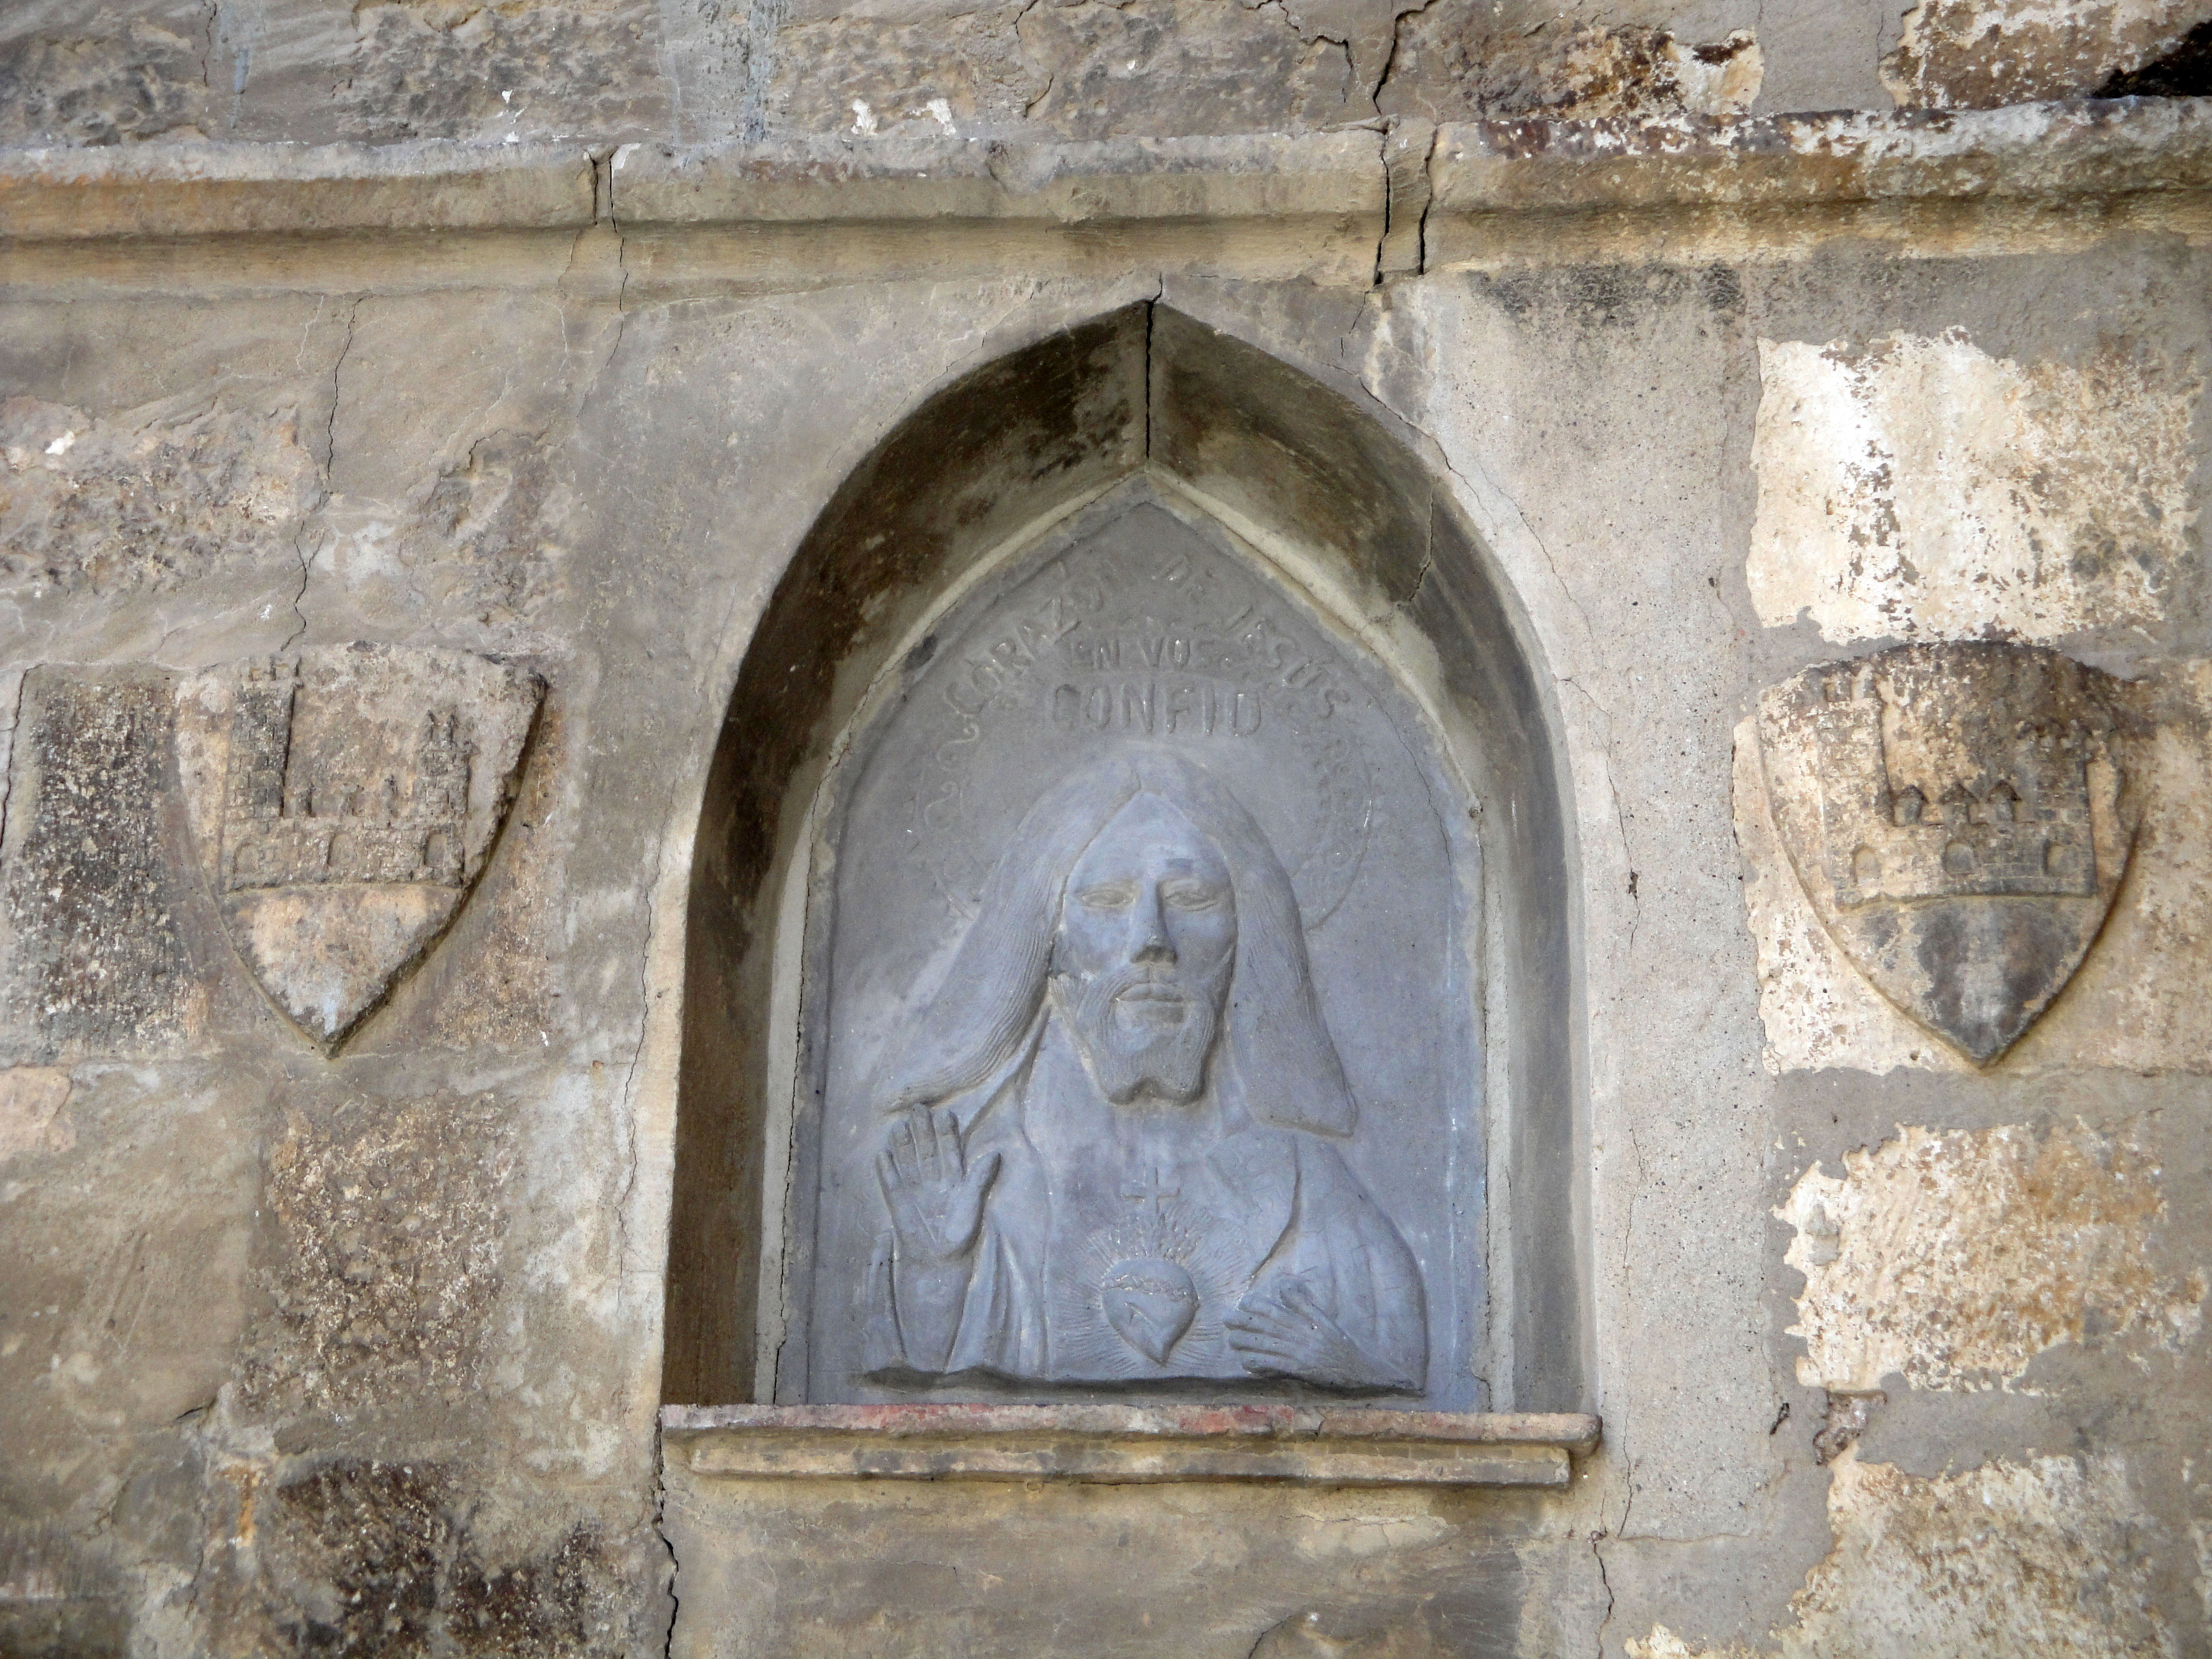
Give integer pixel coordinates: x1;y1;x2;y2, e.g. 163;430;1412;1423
0;139;598;241
1427;96;2212;215
0;97;2204;245
660;1403;1601;1486
607;130;1388;227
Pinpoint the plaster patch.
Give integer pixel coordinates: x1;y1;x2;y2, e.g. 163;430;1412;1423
1801;1453;2174;1657
1634;1454;2174;1656
1779;1121;2203;1394
1627;1627;1759;1658
1747;331;2200;644
0;1065;72;1164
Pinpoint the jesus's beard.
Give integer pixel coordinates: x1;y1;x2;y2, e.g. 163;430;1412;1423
1052;962;1229;1105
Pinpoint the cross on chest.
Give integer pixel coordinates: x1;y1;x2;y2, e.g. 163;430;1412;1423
1120;1167;1181;1221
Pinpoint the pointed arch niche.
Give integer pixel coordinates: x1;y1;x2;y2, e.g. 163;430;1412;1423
662;305;1585;1421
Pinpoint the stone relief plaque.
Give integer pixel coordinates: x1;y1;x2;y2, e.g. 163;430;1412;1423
1756;641;2139;1063
176;643;543;1048
790;498;1481;1406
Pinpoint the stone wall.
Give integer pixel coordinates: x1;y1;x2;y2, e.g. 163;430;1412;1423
2;6;2210;1654
7;0;2209;150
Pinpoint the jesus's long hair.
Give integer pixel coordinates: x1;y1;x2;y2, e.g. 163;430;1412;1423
879;751;1357;1136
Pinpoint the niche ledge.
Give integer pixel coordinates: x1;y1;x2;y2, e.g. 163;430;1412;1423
659;1404;1600;1488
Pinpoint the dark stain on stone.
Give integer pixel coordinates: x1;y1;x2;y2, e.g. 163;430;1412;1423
0;1597;128;1658
1151;305;1432;607
1813;1389;1885;1464
257;1462;612;1657
0;1526;127;1658
1700;263;1747;318
1910;901;2085;1062
2096;18;2212;97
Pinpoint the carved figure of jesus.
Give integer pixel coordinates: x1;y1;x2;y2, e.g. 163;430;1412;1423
862;753;1426;1393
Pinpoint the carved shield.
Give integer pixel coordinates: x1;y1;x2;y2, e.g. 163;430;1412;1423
1757;643;2138;1063
178;644;543;1048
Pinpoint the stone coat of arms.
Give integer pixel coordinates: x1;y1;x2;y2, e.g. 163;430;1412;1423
1756;642;2139;1063
178;644;543;1048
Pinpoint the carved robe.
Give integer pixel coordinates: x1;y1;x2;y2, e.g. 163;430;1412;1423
863;1013;1426;1390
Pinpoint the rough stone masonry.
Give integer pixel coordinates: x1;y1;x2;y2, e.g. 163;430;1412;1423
2;0;2211;1654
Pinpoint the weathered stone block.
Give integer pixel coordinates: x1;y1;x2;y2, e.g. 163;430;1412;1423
1020;0;1365;139
238;1090;516;1425
768;4;1045;137
1883;0;2206;108
0;1066;258;1541
663;1471;1596;1657
0;669;198;1060
0;1;210;147
1630;1451;2179;1658
1378;9;1762;123
219;0;672;146
0;396;319;604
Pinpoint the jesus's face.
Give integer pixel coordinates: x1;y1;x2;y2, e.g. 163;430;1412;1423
1051;792;1237;1105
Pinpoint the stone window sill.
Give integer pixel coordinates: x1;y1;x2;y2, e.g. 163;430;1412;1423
659;1404;1600;1488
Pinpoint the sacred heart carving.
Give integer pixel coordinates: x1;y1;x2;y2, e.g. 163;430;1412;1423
1100;1258;1198;1364
1757;643;2140;1064
178;644;543;1049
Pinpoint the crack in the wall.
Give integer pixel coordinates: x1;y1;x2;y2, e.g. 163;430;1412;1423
1592;1524;1615;1658
0;670;28;852
1563;677;1636;954
654;1431;681;1659
283;296;361;655
1011;0;1053;116
320;298;359;478
1373;132;1392;288
196;0;220;95
1372;0;1442;285
1414;123;1438;274
1372;0;1441;108
613;820;665;1284
588;147;618;226
1400;535;1434;609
